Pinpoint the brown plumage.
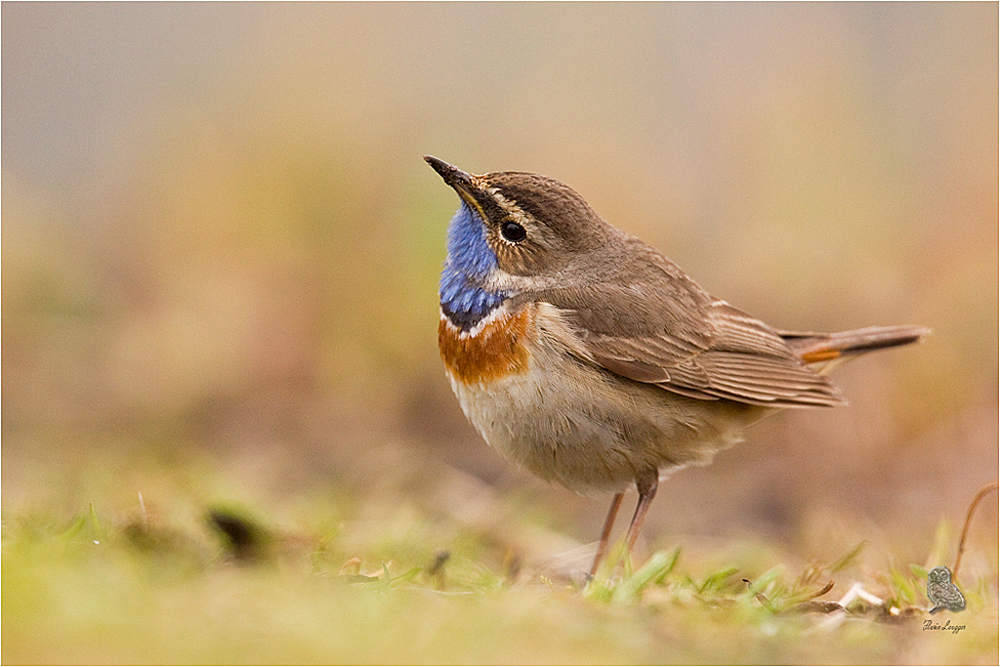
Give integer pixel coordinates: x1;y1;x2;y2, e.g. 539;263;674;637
427;156;929;579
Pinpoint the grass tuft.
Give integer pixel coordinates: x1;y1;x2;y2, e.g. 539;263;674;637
3;499;996;665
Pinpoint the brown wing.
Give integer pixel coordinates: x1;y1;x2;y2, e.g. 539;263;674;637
537;240;845;408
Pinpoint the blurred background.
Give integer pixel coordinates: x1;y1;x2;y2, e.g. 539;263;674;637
3;3;996;568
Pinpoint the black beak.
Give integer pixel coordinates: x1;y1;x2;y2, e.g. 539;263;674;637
424;155;474;192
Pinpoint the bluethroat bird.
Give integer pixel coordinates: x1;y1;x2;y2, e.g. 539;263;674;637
425;155;929;578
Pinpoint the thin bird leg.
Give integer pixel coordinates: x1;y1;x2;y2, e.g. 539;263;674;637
588;491;624;579
618;471;659;574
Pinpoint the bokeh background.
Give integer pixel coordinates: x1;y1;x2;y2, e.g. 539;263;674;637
3;3;996;571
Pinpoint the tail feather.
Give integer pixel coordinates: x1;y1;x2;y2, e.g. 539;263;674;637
782;325;931;367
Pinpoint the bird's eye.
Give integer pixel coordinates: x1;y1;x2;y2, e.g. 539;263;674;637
501;220;527;242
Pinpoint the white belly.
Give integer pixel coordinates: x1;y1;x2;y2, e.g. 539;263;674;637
445;323;762;492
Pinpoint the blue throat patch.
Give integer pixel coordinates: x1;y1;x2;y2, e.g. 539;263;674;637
439;203;507;330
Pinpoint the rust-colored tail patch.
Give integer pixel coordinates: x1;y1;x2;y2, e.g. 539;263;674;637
784;325;930;365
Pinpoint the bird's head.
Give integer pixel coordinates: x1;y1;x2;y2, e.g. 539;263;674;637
425;156;620;288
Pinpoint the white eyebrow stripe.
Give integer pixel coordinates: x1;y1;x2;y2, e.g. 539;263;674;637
484;185;534;229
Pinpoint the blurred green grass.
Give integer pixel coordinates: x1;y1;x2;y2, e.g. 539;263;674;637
3;489;997;665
